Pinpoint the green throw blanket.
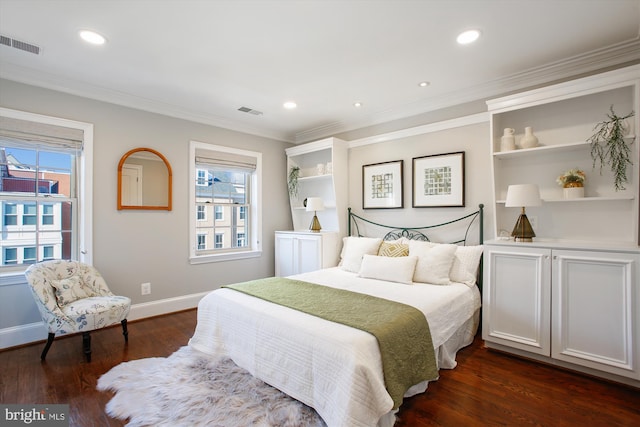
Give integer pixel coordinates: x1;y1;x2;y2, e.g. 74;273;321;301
223;277;438;409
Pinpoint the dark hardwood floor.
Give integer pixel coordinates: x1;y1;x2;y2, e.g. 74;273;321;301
1;309;638;426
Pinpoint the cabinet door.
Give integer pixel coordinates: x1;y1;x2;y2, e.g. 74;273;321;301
295;234;322;274
552;250;639;380
275;233;296;277
483;246;551;355
275;233;323;277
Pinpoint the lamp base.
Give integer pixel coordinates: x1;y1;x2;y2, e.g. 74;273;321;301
309;214;322;232
511;213;535;242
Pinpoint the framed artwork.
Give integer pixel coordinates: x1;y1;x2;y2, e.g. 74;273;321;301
412;151;465;207
362;160;404;209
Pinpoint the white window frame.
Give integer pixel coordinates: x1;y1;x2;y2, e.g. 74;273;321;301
189;140;261;264
0;107;93;275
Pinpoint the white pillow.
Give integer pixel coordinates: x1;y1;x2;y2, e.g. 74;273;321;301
358;254;417;284
408;240;457;285
450;245;484;286
50;276;97;307
340;237;383;273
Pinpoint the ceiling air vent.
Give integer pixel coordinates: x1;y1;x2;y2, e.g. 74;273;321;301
0;34;41;55
238;106;263;116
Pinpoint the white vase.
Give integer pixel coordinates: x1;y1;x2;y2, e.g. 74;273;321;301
563;187;584;199
500;128;516;151
520;126;539;149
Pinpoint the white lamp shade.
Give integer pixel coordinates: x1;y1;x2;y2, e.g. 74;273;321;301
505;184;541;207
305;197;324;212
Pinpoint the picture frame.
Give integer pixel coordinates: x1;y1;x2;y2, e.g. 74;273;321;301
412;151;465;207
362;160;404;209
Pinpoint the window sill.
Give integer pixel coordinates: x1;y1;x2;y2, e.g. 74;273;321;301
189;250;262;265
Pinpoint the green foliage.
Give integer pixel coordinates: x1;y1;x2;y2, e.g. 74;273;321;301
288;166;300;197
588;106;635;191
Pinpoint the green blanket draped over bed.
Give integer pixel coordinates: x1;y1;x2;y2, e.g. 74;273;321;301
223;277;438;409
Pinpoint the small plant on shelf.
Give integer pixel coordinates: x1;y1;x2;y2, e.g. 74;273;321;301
288;166;300;197
588;106;635;191
556;168;586;188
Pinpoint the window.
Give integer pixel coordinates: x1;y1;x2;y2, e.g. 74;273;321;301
0;108;93;271
214;205;223;221
3;203;17;225
23;203;36;225
189;141;261;263
42;204;54;225
197;234;206;250
4;247;17;265
214;233;223;249
196;205;206;221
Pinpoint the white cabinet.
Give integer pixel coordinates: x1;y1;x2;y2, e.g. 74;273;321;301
274;231;341;277
285;137;348;235
483;241;640;385
486;65;639;244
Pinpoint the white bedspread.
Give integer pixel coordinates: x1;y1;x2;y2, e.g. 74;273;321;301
189;267;481;427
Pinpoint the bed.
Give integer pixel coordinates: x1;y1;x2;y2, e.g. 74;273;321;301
189;205;484;427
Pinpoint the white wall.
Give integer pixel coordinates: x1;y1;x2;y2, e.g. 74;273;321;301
0;79;293;347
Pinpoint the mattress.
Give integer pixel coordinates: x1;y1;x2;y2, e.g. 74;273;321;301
189;267;481;427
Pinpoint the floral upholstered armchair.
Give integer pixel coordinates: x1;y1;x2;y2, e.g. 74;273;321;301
24;260;131;362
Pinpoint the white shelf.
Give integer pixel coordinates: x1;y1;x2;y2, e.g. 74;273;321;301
298;174;333;182
493;140;589;158
497;195;634;204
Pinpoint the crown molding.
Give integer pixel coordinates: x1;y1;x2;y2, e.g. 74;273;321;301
2;37;638;146
294;37;640;144
0;63;295;143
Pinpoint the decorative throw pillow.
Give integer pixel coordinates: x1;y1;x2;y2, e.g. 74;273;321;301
450;245;484;286
377;241;409;257
339;237;383;273
358;254;417;284
50;276;97;307
408;241;457;285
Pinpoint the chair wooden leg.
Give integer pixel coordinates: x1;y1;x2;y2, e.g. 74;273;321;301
41;333;55;360
121;319;129;343
82;331;91;362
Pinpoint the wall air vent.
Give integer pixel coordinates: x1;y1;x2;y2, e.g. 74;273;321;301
0;34;41;55
237;106;263;116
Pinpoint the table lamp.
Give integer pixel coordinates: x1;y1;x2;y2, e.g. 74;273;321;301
306;197;324;232
505;184;541;242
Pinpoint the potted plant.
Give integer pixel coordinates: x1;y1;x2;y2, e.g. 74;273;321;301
588;106;635;191
288;166;300;197
557;168;585;199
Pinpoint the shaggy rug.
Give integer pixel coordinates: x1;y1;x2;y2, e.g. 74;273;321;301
97;346;326;427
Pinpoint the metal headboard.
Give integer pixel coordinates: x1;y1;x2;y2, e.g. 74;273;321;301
347;204;484;289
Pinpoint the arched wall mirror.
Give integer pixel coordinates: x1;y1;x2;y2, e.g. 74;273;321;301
117;147;172;210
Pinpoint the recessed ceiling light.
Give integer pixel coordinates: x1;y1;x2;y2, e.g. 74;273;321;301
456;29;480;45
79;30;106;45
353;102;363;108
283;101;297;109
418;81;430;87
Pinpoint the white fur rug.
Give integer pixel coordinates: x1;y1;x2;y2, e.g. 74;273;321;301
97;346;326;427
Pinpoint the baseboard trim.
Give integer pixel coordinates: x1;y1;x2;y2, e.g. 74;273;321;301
0;291;210;350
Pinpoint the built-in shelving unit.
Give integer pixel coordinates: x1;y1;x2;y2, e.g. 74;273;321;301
285;137;348;234
487;64;640;246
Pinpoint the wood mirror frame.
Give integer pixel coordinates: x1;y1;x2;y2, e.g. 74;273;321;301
117;147;172;211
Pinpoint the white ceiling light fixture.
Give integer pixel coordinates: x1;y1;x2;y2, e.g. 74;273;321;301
418;81;430;87
456;29;481;45
353;102;363;108
283;101;297;109
79;29;107;45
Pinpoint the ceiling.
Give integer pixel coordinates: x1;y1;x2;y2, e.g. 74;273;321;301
0;0;639;144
